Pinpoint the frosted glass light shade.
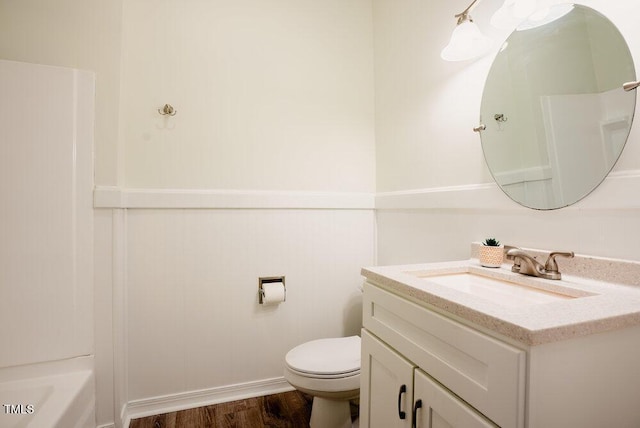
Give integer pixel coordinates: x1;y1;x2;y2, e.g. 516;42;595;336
491;0;537;30
441;20;492;61
516;4;574;31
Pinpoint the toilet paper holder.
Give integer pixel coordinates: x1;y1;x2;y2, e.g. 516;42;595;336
258;276;286;304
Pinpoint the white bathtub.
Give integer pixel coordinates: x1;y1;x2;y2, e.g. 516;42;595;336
0;358;95;428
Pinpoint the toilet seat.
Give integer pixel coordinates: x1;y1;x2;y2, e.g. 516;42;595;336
285;336;361;378
286;367;359;380
284;336;361;428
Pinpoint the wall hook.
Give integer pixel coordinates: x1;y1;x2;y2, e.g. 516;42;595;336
158;104;177;116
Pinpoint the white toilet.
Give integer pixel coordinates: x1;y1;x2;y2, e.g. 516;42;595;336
284;335;361;428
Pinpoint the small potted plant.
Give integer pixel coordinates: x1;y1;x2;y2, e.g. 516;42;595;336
479;238;504;268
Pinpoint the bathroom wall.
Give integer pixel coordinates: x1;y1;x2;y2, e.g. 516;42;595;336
1;1;375;427
119;0;375;191
125;209;373;401
113;0;375;425
110;1;375;424
373;0;640;265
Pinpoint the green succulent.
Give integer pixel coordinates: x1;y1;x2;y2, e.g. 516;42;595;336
482;238;501;247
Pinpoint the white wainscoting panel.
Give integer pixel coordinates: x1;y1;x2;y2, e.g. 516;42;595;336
124;207;374;403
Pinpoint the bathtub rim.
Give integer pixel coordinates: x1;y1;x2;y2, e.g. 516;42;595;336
0;355;95;428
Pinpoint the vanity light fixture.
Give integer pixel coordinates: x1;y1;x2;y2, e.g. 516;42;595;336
442;0;541;61
441;0;492;61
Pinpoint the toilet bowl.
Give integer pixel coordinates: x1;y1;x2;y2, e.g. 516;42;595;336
284;335;361;428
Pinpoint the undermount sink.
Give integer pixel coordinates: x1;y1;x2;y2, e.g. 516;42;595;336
406;270;596;308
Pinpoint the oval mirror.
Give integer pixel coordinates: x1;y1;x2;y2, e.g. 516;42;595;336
480;4;636;210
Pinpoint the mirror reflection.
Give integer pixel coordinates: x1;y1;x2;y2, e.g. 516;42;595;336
480;4;636;210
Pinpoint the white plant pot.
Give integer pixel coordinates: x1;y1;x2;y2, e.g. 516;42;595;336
479;245;504;268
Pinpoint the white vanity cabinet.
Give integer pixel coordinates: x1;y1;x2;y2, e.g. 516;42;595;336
360;278;640;428
361;282;525;428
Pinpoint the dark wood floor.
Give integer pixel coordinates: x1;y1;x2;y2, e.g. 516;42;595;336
129;390;315;428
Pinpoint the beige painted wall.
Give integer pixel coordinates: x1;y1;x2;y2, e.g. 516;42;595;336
119;0;375;191
0;0;375;192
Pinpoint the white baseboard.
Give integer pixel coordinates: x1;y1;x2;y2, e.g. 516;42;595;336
96;424;115;428
123;377;294;427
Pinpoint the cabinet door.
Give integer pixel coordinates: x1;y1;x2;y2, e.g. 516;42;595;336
361;330;414;428
413;369;497;428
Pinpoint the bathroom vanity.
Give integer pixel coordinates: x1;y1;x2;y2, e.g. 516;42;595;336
360;249;640;428
359;3;640;426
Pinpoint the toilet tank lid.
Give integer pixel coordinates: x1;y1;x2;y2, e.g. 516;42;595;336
285;335;361;375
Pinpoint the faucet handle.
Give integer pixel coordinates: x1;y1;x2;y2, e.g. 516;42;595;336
544;251;574;272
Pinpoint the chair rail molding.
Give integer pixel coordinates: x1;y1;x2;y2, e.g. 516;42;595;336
93;186;375;210
375;169;640;211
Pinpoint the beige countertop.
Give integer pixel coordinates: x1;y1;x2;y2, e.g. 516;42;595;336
361;257;640;346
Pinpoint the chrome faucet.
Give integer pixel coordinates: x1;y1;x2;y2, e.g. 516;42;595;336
506;248;574;280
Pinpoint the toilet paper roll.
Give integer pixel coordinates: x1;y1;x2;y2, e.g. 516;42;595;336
261;282;286;305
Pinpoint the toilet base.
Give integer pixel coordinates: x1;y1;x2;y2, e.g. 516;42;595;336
310;396;352;428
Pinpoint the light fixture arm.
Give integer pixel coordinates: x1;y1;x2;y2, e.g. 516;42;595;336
455;0;481;24
441;0;491;62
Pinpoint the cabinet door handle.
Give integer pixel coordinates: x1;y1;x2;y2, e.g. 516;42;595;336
412;399;423;428
397;384;407;419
